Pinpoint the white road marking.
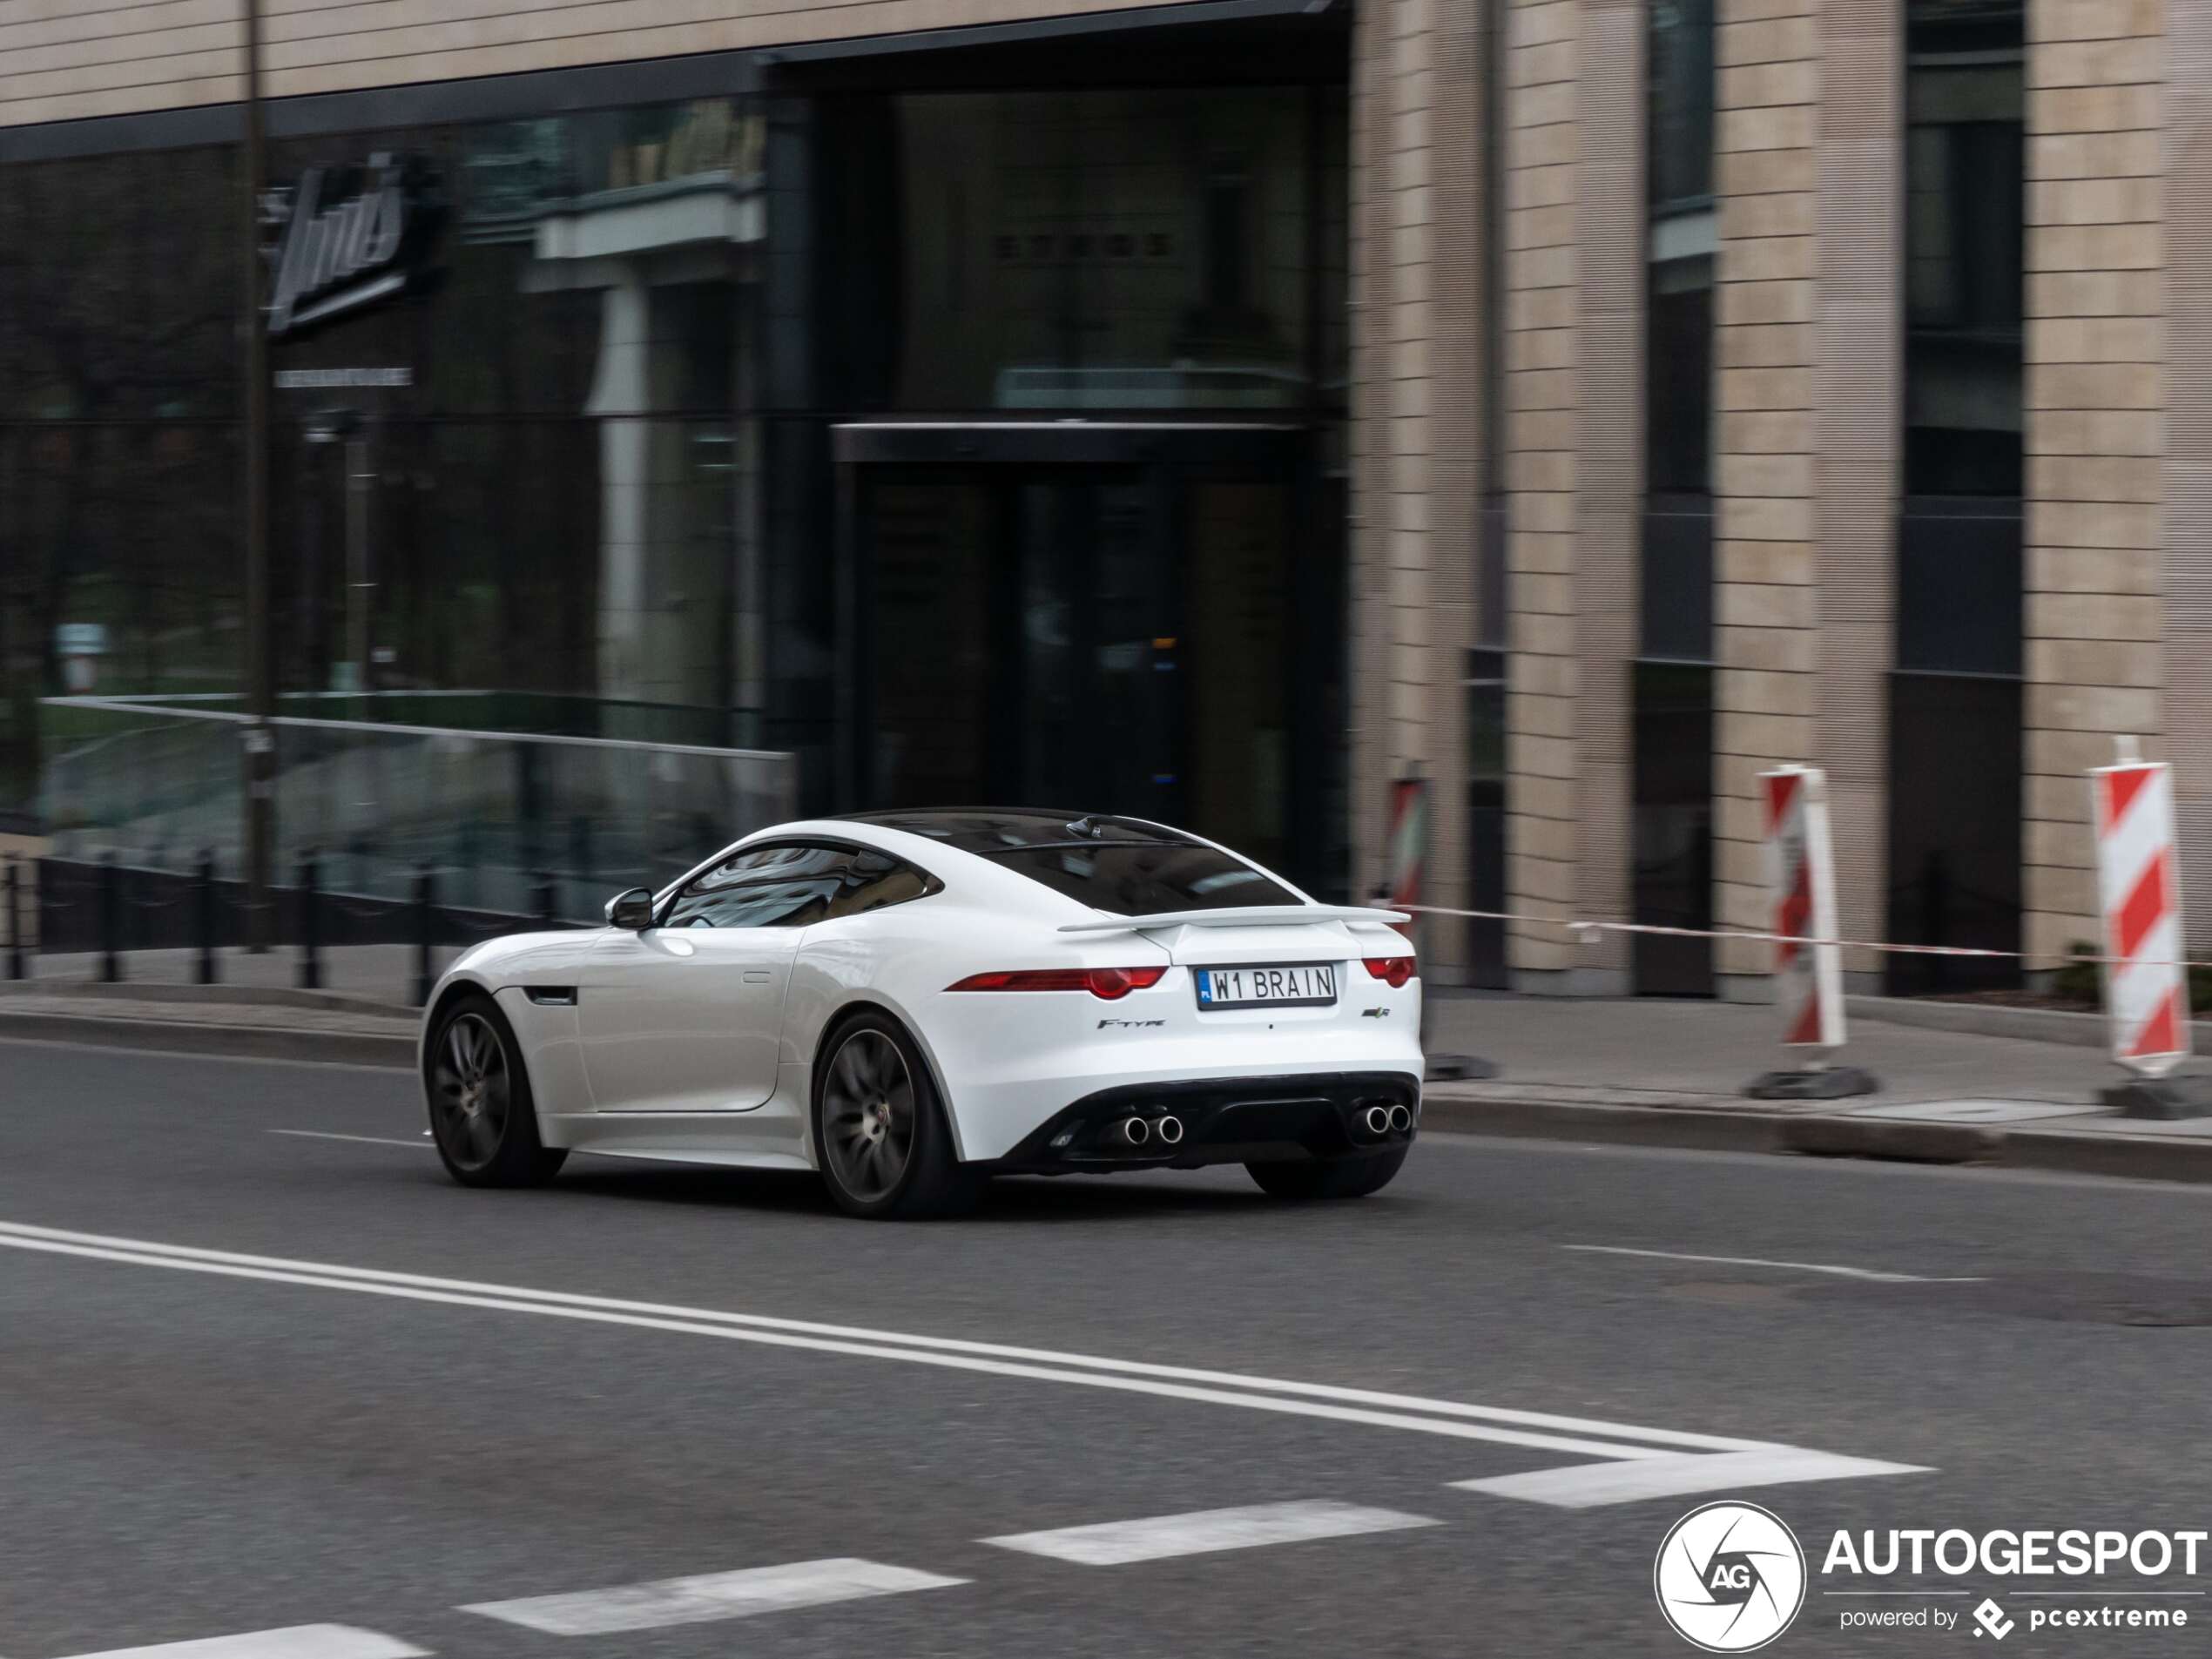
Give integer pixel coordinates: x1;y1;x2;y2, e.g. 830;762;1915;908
57;1627;427;1659
268;1131;433;1150
1452;1448;1931;1509
0;1218;1782;1460
462;1558;964;1635
984;1501;1439;1566
1561;1244;1984;1283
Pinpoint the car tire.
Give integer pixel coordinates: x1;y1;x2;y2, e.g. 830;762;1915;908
424;991;567;1189
1245;1146;1408;1201
813;1010;981;1220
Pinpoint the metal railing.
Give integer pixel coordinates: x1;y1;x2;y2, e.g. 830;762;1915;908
6;850;589;1006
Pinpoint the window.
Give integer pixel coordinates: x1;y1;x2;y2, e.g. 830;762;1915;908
844;810;1185;851
820;87;1337;412
663;840;939;927
1905;0;2024;496
826;850;940;919
984;841;1297;914
1635;0;1718;995
664;842;850;927
1646;0;1716;495
1649;0;1716;209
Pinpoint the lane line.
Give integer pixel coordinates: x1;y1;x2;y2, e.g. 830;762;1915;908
0;1218;1770;1457
57;1627;428;1659
1451;1448;1930;1509
1561;1244;1985;1283
0;1229;1686;1460
462;1558;964;1636
982;1501;1439;1567
268;1131;432;1150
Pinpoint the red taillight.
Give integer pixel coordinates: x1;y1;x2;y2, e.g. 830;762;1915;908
1363;956;1416;989
948;967;1168;1001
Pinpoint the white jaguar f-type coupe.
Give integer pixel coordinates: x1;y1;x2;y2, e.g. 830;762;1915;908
419;810;1423;1217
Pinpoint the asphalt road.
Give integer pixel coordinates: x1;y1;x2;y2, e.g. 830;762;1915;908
4;1037;2212;1657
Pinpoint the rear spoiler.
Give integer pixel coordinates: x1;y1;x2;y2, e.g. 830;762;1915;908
1056;905;1411;934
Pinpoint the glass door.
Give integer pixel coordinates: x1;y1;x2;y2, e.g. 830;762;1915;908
839;424;1339;894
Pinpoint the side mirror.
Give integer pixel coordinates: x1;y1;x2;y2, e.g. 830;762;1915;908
606;887;656;931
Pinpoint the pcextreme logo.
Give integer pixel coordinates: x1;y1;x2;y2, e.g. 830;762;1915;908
1656;1501;1809;1653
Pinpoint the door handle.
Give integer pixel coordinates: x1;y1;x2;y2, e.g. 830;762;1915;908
743;969;773;983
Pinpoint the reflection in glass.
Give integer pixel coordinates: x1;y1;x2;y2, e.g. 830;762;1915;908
846;89;1336;411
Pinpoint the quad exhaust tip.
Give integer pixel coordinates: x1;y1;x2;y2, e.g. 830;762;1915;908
1363;1105;1393;1136
1156;1114;1184;1146
1114;1116;1150;1147
1388;1103;1413;1134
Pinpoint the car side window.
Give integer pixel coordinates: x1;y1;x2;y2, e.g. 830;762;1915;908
664;843;852;929
824;851;940;921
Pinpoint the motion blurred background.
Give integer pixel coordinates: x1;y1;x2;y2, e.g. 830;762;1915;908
0;0;2175;1003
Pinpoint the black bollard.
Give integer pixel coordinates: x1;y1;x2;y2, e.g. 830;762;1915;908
196;849;219;985
99;852;122;984
297;851;322;991
536;871;558;928
412;864;435;1008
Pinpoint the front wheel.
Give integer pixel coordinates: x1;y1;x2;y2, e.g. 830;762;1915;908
425;993;567;1189
813;1013;980;1220
1246;1147;1408;1201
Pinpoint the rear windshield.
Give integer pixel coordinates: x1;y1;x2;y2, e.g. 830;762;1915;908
984;841;1298;914
842;810;1185;853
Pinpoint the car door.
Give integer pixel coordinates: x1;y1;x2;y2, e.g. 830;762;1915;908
579;843;851;1113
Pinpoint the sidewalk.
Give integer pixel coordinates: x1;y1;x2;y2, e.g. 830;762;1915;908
6;950;2212;1183
1421;992;2212;1182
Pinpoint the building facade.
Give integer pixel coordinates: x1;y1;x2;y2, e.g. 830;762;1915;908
0;0;2194;990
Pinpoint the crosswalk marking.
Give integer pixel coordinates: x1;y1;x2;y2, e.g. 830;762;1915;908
57;1627;427;1659
1453;1448;1932;1509
982;1500;1440;1567
460;1558;967;1635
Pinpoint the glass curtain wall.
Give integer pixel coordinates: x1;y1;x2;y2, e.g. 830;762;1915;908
0;95;806;901
812;82;1351;893
0;145;243;820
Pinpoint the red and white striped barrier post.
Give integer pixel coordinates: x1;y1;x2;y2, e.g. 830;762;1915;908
1744;765;1877;1100
1380;776;1494;1082
2089;741;2211;1116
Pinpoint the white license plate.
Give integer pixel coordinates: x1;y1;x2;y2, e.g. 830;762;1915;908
1193;962;1338;1009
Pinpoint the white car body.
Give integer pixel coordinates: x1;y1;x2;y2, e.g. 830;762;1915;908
420;812;1424;1181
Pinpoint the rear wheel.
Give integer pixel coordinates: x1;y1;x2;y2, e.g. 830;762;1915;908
1246;1147;1407;1201
425;993;566;1189
813;1012;981;1220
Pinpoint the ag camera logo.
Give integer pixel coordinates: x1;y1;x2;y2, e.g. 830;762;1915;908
1656;1501;1808;1652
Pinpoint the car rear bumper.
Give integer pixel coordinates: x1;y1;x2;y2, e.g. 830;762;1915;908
982;1070;1422;1174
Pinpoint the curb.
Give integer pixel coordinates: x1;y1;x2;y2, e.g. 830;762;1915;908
1419;1094;2212;1185
0;981;416;1019
0;1009;415;1070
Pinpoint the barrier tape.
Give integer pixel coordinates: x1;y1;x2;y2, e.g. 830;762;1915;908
1398;902;2212;974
